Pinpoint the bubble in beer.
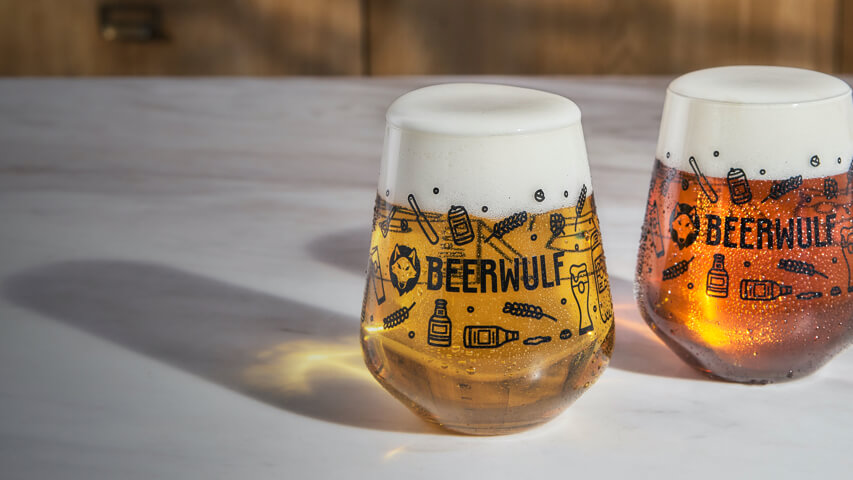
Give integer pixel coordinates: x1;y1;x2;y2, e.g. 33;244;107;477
481;206;488;213
714;151;719;157
433;187;440;194
467;306;474;313
409;331;415;338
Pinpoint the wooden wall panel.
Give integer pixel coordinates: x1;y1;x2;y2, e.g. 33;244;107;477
368;0;840;74
0;0;363;75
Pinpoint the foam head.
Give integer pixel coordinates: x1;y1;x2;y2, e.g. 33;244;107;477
378;83;592;218
657;66;853;180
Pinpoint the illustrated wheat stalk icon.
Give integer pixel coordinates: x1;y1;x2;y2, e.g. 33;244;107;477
502;302;557;322
485;211;528;242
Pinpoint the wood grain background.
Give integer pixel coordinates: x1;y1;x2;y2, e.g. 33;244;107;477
1;0;851;75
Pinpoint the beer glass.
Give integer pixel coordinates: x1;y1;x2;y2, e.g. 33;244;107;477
361;83;614;434
636;66;853;383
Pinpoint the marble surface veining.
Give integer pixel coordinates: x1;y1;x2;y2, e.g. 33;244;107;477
0;77;851;479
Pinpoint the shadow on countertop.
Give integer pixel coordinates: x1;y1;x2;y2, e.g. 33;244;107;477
3;229;702;436
3;259;444;435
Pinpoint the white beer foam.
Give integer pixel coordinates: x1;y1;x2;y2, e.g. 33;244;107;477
657;66;853;180
379;83;593;218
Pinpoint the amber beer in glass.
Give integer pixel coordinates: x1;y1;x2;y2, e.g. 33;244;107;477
636;66;853;383
361;84;614;434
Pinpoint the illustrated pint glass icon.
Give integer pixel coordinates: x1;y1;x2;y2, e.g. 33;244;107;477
636;66;853;383
361;83;614;434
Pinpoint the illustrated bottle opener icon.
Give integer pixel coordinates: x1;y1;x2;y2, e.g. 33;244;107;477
689;156;719;203
570;264;594;335
647;200;665;258
427;299;452;347
369;246;387;305
726;167;752;204
842;226;853;292
463;325;519;348
447;205;475;246
740;279;792;301
706;253;729;298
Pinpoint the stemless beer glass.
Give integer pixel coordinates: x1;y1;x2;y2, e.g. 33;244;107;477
636;66;853;383
361;83;614;434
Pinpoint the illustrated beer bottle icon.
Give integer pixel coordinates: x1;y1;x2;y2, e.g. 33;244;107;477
463;325;519;348
635;66;853;383
705;254;728;298
739;279;792;301
361;83;614;434
427;299;452;347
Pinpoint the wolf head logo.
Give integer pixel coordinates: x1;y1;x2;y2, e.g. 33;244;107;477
389;244;420;295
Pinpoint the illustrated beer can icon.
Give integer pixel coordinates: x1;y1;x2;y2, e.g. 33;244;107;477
427;299;452;347
705;253;729;298
447;205;474;246
726;167;752;204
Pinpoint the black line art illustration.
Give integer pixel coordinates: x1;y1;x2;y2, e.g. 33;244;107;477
369;246;386;305
727;168;752;204
689;156;719;203
545;210;597;254
475;220;524;261
427;299;452;347
662;256;694;281
407;193;439;244
843;226;853;292
523;336;552;346
534;189;545;202
796;291;822;300
589;229;613;324
559;329;573;340
550;212;565;237
706;254;729;298
656;162;678;196
824;178;839;200
647;200;665;258
669;203;700;249
831;286;842;296
740;279;792;301
570;264;594;335
762;175;802;203
463;325;519;348
574;184;587;228
389;244;420;295
502;302;558;322
484;211;528;242
777;259;828;279
447;205;475;246
810;155;821;167
379;206;411;237
384;302;416;329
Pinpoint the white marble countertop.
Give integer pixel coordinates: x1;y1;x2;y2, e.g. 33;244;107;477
1;77;851;479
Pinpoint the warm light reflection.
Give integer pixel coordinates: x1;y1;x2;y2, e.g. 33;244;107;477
243;337;372;395
383;445;407;462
